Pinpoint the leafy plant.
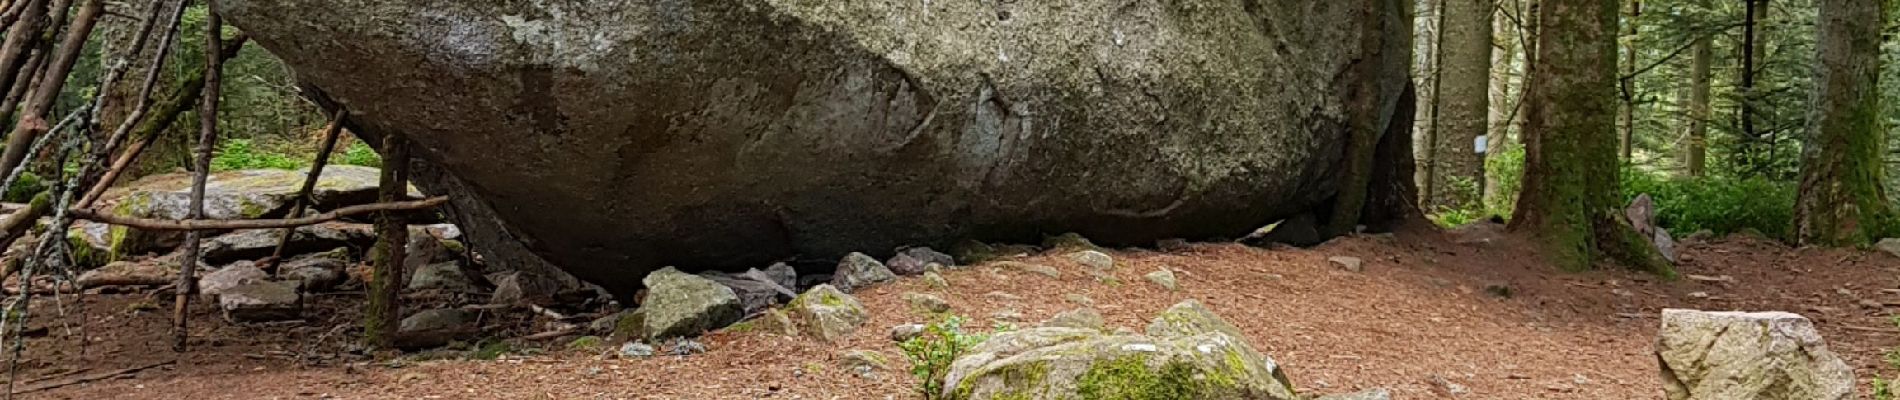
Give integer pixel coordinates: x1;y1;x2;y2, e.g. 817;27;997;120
1877;316;1900;400
898;315;992;400
1621;170;1797;241
336;141;382;168
211;138;306;171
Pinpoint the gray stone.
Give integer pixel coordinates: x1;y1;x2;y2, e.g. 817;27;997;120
199;261;267;299
748;309;798;336
922;271;949;289
745;264;799;296
641;267;745;340
785;284;867;342
668;338;708;356
280;248;351;292
218;281;302;322
996;261;1061;278
103;167;395;258
1145;269;1179;291
397;308;479;348
1147;299;1245;339
215;0;1414;299
900;247;955;268
700;271;794;315
941;303;1296;400
1328;256;1364;272
903;292;952;314
1656;309;1853;400
890;324;926;343
840;349;889;379
886;252;930;276
831;253;896;293
617;342;655;358
488;271;526;305
1655;227;1678;263
77;260;175;288
1040;308;1105;331
1877;238;1900;258
1067;250;1114;271
407;262;477;293
201;223;373;265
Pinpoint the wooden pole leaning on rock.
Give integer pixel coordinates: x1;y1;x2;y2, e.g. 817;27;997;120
171;4;223;352
69;196;447;230
365;134;411;348
262;110;349;275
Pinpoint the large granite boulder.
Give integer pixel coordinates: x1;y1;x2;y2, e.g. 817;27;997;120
942;300;1296;399
100;167;391;259
216;0;1413;298
1656;309;1854;400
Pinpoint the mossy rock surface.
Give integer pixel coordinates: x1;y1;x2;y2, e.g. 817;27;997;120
101;167;404;260
785;284;867;342
942;300;1296;400
639;267;744;340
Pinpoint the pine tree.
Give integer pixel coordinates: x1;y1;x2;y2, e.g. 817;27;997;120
1792;0;1889;245
1431;0;1494;209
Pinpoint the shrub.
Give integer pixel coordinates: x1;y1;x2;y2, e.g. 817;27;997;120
3;171;43;203
336;141;382;168
898;315;995;400
211;138;306;171
1621;170;1796;242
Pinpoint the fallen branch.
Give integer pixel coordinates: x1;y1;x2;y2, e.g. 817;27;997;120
9;360;172;394
68;196;447;231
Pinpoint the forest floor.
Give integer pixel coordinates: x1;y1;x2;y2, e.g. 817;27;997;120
8;222;1900;399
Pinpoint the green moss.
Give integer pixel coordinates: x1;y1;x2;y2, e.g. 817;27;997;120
64;230;107;268
440;240;466;254
1041;233;1100;251
1075;356;1207;399
612;310;647;341
566;335;605;350
468;340;513;360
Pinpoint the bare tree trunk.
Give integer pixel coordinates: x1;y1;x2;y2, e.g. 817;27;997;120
1738;0;1761;171
171;2;222;352
364;134;409;348
0;0;48;106
1617;0;1641;165
1793;0;1888;246
1429;0;1492;210
1415;0;1444;209
0;0;102;178
1510;0;1668;273
1680;0;1712;177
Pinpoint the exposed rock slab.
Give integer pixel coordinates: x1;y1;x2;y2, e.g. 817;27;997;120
1656;309;1853;400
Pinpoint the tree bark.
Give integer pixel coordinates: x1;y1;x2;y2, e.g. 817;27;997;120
0;0;102;178
1428;0;1492;210
0;0;48;108
364;134;410;348
1510;0;1668;274
1680;0;1712;177
1415;0;1444;209
1617;0;1639;164
1793;0;1888;246
1738;0;1761;167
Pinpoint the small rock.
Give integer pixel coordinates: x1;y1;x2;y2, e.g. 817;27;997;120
279;248;350;292
751;263;799;291
199;261;266;299
887;247;955;275
1067;250;1114;270
903;292;952;314
922;271;949;289
1155;238;1190;251
1147;299;1244;338
1041;232;1099;251
785;284;868;342
890;324;926;342
1327;256;1364;272
1687;291;1710;299
668;338;707;356
1040;308;1104;331
700;271;794;316
886;252;930;276
1063;293;1094;307
397;308;479;348
642;267;745;340
77;260;175;289
750;309;799;336
831;252;896;293
617;342;655;358
1144;269;1178;291
839;349;889;379
1654;227;1678;263
487;271;526;305
924;262;945;274
406;262;476;293
1878;238;1900;258
995;261;1060;278
902;247;956;267
219;281;302;322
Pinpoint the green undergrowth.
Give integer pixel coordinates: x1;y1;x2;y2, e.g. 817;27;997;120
899;315;999;400
211;139;383;172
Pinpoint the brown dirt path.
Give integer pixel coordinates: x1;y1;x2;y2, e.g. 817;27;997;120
16;224;1900;399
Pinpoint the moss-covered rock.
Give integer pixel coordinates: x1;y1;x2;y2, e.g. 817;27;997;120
785;284;867;342
1146;300;1244;339
101;167;398;261
640;267;745;340
941;329;1296;400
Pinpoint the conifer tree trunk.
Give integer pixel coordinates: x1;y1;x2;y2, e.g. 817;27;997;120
365;134;410;348
1430;0;1493;210
1510;0;1667;273
1793;0;1888;246
1617;0;1639;164
1680;0;1712;177
1415;0;1445;207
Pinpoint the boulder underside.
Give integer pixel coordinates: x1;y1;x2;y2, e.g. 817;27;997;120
217;0;1413;298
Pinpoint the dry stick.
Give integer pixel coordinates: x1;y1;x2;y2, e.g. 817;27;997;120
0;0;49;106
76;34;248;208
170;5;220;352
8;360;173;395
262;110;348;275
70;197;447;230
365;135;411;349
0;0;102;181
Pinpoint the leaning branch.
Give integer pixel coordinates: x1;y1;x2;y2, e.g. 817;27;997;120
68;196;447;231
